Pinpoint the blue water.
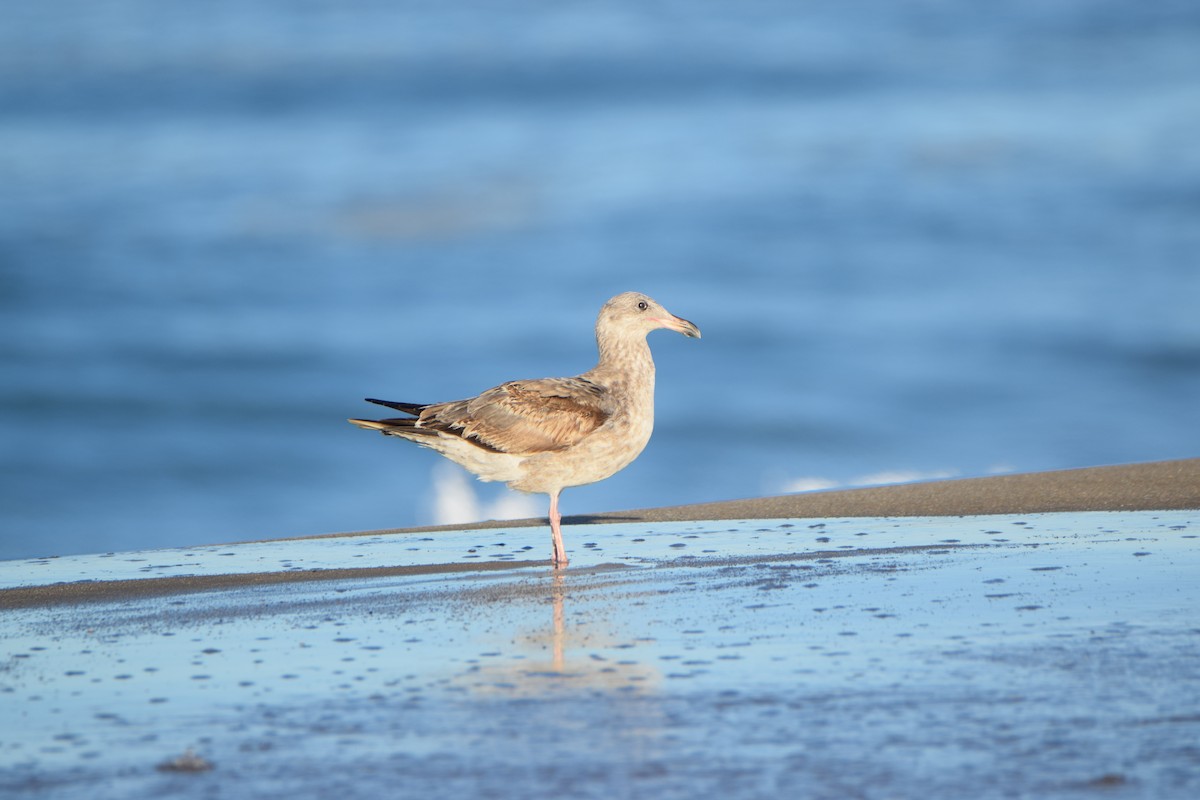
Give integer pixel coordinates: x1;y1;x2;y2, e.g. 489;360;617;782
2;1;1198;560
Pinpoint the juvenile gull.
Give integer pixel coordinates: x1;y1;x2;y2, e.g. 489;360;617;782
349;292;701;567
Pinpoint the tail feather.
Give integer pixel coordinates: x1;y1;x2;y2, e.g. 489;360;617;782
347;417;390;432
365;398;427;416
347;417;438;437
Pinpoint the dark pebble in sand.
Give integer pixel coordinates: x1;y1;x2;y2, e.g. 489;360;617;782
157;748;214;773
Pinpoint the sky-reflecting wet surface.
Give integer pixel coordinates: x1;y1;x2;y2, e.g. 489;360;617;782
2;511;1198;798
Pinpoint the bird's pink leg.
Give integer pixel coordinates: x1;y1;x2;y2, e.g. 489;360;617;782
549;491;568;568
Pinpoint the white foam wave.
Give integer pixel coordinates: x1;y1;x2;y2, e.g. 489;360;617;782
780;477;841;493
430;463;541;525
853;468;960;486
780;467;971;495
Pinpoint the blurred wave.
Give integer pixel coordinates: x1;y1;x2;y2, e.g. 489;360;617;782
429;464;541;527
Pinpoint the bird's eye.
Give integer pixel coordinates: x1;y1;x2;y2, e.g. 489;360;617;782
637;301;648;311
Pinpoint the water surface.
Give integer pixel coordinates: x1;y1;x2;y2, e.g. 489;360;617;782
3;2;1199;558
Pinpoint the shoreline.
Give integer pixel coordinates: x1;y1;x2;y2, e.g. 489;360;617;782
332;456;1200;537
4;464;1198;796
2;458;1196;610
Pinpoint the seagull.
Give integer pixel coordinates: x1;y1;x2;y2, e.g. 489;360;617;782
349;291;701;568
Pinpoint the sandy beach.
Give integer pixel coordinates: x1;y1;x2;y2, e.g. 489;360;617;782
399;456;1200;530
2;458;1196;609
2;459;1198;798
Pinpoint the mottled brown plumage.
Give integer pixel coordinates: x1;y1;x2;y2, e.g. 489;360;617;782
350;292;700;567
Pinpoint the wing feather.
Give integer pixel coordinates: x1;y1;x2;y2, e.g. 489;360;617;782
419;378;611;455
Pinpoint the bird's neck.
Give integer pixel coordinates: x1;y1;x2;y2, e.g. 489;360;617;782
593;333;656;399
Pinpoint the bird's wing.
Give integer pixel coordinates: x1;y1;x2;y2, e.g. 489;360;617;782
420;377;612;455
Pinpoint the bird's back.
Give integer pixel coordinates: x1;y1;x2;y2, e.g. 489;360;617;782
417;377;613;456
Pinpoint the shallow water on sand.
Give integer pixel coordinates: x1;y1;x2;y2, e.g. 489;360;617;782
2;511;1198;798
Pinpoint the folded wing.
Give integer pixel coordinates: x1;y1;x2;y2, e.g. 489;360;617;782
364;378;612;456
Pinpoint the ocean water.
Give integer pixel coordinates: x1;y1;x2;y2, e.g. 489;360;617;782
2;1;1198;560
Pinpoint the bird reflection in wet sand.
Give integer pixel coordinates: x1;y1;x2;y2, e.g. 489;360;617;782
350;292;701;568
551;573;565;671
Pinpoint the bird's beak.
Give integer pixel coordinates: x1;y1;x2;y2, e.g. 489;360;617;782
663;314;701;339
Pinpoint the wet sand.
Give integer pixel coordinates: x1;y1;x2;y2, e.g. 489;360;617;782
1;460;1198;798
3;458;1197;609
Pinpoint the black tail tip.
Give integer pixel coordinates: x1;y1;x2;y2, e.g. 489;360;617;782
364;398;426;415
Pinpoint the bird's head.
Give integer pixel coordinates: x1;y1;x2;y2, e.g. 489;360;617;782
597;292;702;341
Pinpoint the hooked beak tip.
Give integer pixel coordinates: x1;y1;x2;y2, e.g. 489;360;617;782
672;316;701;339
